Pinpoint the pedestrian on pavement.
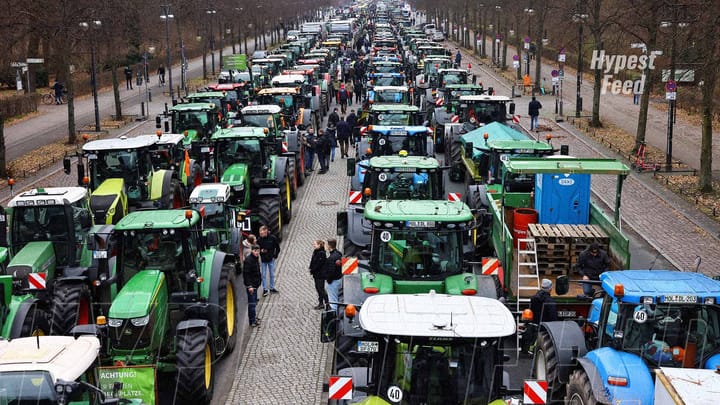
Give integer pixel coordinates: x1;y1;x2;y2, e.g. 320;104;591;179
124;66;133;90
336;117;351;158
302;127;316;173
345;80;354;106
309;240;328;310
528;96;542;130
242;233;256;259
316;128;330;174
337;84;350;115
455;49;462;67
346;109;358;145
257;225;281;296
633;82;641;105
52;81;64;105
243;244;262;328
324;239;343;311
353;80;364;104
326;124;338;162
328;107;340;128
576;242;610;297
523;74;532;95
157;65;166;86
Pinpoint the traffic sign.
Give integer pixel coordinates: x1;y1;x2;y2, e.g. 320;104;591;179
10;62;27;68
665;80;677;92
26;58;44;64
551;70;559;77
558;54;566;62
513;61;520;69
666;92;677;100
513;54;519;61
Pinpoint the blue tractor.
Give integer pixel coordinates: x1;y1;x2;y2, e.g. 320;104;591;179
532;270;720;404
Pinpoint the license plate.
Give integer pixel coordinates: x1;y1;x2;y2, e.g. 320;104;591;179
663;295;697;303
407;220;434;228
390;130;406;135
357;341;379;353
558;311;576;318
93;250;108;259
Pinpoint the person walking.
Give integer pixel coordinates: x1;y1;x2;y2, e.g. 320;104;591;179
309;240;328;310
327;124;338;162
324;239;343;311
528;96;542;130
257;225;281;296
633;82;641;105
346;109;358;145
316;128;330;174
328;107;340;128
354;79;364;104
455;49;462;67
243;244;262;328
337;84;350;115
124;66;133;90
302;127;317;173
336;117;351;158
157;65;166;86
52;81;64;105
576;242;611;297
345;80;354;107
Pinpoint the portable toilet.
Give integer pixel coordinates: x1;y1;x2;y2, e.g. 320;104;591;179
534;172;590;224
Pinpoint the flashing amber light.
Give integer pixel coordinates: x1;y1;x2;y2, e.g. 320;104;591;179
582;323;595;333
93;280;102;287
365;148;373;155
363;187;372;197
156;130;162;138
671;346;685;362
468;63;472;69
409;87;414;93
82;176;90;185
197;277;204;283
345;304;357;319
614;283;625;298
367;125;374;131
461;289;477;296
115;360;126;367
364;287;379;294
183;130;189;137
7;178;15;186
369;99;374;104
521;309;534;321
483;133;489;140
96;316;107;325
546;134;552;141
398;150;408;157
263;128;269;134
434;63;439;68
185;210;193;219
607;376;628;387
82;133;90;141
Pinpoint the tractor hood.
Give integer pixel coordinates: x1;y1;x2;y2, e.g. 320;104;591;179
7;241;56;282
220;163;248;187
109;270;165;319
90;178;125;224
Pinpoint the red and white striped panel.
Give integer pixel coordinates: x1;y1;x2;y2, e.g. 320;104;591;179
481;257;500;275
348;191;362;204
341;257;359;274
447;192;462;202
523;380;548;404
512;115;521;124
28;272;47;290
360;126;367;135
329;377;353;400
281;141;289;153
435;97;444;107
451;115;460;123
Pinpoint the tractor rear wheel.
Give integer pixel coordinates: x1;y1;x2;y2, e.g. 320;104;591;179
218;263;238;355
18;304;50;337
166;178;185;209
50;281;91;335
176;327;215;404
287;157;298;200
534;330;562;400
257;196;283;242
297;155;306;187
567;369;598;405
281;176;292;224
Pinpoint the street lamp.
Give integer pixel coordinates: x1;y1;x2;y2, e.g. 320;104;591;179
572;3;589;118
79;20;102;132
160;5;174;102
206;9;217;76
141;45;155;117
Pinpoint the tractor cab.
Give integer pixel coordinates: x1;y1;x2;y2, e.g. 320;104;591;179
184;91;230;116
366;72;407;87
167;102;223;143
255;87;308;121
236;104;284;134
457;95;516;126
437;68;474;87
367;85;412;105
189;183;241;257
348;154;444;201
207;82;250;110
367;104;423;126
361;126;433;159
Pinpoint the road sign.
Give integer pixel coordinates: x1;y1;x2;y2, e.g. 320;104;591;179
665;80;677;92
513;61;520;69
558;54;566;62
10;62;27;68
26;58;44;64
513;54;519;61
551;70;559;77
666;92;677;100
559;69;565;77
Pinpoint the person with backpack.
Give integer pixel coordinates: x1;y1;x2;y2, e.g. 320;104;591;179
336;117;351;158
337;84;350;114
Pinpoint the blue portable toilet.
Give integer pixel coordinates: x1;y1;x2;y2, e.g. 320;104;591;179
534;173;591;224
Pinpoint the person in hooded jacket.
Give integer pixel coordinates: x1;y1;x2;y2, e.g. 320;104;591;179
309;240;328;309
324;239;343;311
243;245;262;327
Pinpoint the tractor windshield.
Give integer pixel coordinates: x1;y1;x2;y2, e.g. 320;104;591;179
370;134;427;157
173;111;211;134
367;339;501;404
118;229;195;290
216;139;262;174
372;64;402;74
370;112;414;126
365;171;437;200
89;150;150;198
372;89;409;104
465;102;507;124
372;229;463;278
0;370;56;403
612;301;720;368
193;202;227;230
441;72;466;85
371;76;405;86
187;96;223;111
241;113;276;129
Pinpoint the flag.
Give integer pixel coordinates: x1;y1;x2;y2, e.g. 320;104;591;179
184;149;191;177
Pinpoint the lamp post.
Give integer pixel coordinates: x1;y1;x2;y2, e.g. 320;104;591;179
142;45;155;117
524;8;535;78
207;9;217;76
572;3;588;118
160;5;174;102
79;20;102;132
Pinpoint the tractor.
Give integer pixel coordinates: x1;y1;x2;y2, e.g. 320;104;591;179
189;183;243;260
156;102;224;145
427;83;486;153
79;209;238;405
355;125;434;165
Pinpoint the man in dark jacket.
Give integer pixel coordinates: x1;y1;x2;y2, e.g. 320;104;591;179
576;242;611;297
346;110;358;146
520;279;558;355
243;245;262;327
336;118;352;158
528;96;542;130
324;239;343;310
257;225;281;296
315;128;331;174
310;240;328;310
328;108;340;128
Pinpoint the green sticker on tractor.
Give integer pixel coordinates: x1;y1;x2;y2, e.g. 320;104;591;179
98;365;157;405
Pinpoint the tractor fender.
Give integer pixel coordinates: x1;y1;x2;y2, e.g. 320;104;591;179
204;251;234;332
176;318;210;333
274;156;288;185
338;274;372;338
148;169;174;202
345;208;370;249
7;297;43;338
258;187;281;197
426;135;434;157
284;130;301;154
538;321;588;384
580;348;653;404
574;358;611;404
159;170;177;204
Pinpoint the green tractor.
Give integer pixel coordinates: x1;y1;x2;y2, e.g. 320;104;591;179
88;209;238;404
66;135;187;225
189;183;242;259
156;102;224;146
199;126;292;241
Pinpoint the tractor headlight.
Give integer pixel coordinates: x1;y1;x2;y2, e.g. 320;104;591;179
107;318;123;327
233;184;245;192
131;315;150;327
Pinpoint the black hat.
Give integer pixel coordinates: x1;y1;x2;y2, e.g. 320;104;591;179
589;242;600;251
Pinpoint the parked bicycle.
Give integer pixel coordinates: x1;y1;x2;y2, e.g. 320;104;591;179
42;89;67;105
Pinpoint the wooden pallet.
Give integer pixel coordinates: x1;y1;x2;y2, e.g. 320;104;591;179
538;262;569;275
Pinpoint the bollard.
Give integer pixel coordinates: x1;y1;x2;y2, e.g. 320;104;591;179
149;89;152;102
141;102;145;117
164;103;168;114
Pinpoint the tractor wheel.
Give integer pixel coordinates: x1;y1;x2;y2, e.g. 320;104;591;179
175;327;215;404
217;263;238;355
567;369;598;405
313;113;321;134
297;155;306;187
343;238;361;258
50;282;91;335
18;304;50;337
257;196;283;242
534;330;562;400
281;176;292;224
167;178;185;209
287;157;298;200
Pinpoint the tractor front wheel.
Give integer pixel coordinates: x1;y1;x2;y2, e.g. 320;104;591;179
567;369;598;405
287;157;298;200
176;327;215;404
281;176;292;224
534;330;562;401
50;282;91;335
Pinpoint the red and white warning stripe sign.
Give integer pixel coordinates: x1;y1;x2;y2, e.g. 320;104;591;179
28;272;47;290
348;191;362;204
435;97;444;107
342;257;359;275
481;257;500;275
281;141;289;153
360;126;368;135
447;192;462;202
512;115;521;124
523;380;548;404
329;376;353;400
451;115;460;123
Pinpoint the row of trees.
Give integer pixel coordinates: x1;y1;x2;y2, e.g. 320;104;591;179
414;0;719;192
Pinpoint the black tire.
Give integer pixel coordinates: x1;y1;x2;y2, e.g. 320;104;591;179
167;178;185;209
567;369;598;405
343;238;361;258
257;196;282;242
296;155;306;187
50;282;91;335
534;330;562;400
287;157;298;200
217;263;238;355
175;327;215;404
42;93;54;105
18;304;50;337
281;176;292;224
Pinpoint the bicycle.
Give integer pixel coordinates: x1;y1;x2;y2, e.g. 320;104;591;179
42;90;66;105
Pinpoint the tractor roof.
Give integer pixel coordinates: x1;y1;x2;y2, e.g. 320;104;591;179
186;91;226;99
601;270;720;303
83;134;157;152
272;74;305;85
366;125;430;135
368;155;440;170
170;102;218;112
8;187;87;207
370;104;419;112
459;95;512;102
501;157;630;175
155;133;186;145
359;293;515;338
445;84;484;90
257;87;300;95
189;183;231;203
241;105;282;114
439;68;469;74
213;127;268;140
208;83;246;91
0;336;100;382
115;209;200;230
373;85;409;92
364;200;473;222
461;122;540;147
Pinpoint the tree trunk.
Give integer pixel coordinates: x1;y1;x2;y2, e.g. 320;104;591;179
0;115;6;177
66;60;76;144
698;59;718;192
502;14;508;70
111;62;122;119
634;26;657;151
534;6;545;93
590;0;603;127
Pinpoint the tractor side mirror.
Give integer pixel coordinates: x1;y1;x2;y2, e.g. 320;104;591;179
346;158;356;176
0;272;11;308
205;230;220;247
77;162;86;187
320;308;337;343
555;275;569;295
336;211;348;236
155;115;162;129
472;74;477;84
312;87;317;97
509;102;516;115
63;156;72;174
